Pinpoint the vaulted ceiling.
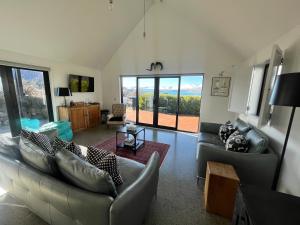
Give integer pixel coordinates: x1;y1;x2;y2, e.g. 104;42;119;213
0;0;153;68
165;0;300;59
0;0;299;69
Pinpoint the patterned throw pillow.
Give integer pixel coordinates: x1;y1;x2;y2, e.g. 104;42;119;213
52;137;69;153
219;121;236;143
96;154;123;186
20;129;31;139
229;130;240;138
225;134;249;153
27;132;54;155
65;142;85;159
86;146;110;166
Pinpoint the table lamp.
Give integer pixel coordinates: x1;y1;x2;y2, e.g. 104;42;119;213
56;87;72;107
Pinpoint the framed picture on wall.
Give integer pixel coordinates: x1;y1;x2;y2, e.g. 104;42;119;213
211;77;231;97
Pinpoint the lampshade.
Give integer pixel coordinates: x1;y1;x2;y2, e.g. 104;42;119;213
55;87;72;97
269;73;300;107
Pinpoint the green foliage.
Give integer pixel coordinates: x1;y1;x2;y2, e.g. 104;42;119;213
138;93;201;115
138;93;153;110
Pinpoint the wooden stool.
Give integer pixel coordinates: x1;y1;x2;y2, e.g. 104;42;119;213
204;161;240;219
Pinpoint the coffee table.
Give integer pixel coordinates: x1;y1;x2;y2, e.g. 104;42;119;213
116;126;145;155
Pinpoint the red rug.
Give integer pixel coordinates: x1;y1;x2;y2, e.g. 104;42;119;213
93;136;169;167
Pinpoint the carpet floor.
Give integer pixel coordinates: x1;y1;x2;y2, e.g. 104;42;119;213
94;136;169;166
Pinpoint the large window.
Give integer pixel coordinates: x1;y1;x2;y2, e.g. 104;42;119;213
121;75;203;133
0;65;53;137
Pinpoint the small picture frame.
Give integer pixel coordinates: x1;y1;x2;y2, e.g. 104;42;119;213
211;77;231;97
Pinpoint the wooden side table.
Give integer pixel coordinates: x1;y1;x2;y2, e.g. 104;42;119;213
204;161;240;219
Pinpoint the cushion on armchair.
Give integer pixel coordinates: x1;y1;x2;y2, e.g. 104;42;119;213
108;116;123;122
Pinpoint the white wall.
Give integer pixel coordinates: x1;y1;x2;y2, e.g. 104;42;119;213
236;26;300;196
101;3;243;123
0;49;103;120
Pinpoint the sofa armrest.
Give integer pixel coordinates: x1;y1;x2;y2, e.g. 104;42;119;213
110;152;160;225
197;142;278;188
200;122;222;134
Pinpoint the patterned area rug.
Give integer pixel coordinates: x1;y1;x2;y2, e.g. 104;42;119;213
93;136;169;167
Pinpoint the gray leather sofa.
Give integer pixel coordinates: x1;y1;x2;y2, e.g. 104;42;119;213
197;118;278;189
0;137;160;225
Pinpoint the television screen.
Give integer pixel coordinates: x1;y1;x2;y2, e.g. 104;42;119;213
69;75;94;92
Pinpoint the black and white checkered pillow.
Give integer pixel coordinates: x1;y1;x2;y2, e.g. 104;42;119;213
20;129;31;139
27;132;54;155
225;134;249;153
96;154;123;186
52;137;69;153
219;121;236;143
86;146;110;166
65;142;85;159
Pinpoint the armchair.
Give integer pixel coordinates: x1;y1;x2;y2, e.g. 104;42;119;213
107;104;127;127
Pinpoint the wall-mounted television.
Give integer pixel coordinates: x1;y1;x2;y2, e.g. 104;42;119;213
69;75;94;92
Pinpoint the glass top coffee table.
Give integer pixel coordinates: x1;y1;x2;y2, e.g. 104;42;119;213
116;126;145;155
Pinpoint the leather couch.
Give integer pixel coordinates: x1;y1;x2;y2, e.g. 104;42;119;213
0;137;160;225
196;118;278;189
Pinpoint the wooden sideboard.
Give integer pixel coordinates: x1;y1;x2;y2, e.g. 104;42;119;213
58;104;101;132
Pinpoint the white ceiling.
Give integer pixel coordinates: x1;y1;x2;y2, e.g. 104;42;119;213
0;0;299;69
0;0;153;69
164;0;300;59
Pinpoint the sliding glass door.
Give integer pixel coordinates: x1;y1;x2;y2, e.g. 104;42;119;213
157;77;180;129
0;65;53;137
121;74;203;133
137;77;155;126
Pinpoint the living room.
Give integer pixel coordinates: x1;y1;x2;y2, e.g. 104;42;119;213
0;0;300;225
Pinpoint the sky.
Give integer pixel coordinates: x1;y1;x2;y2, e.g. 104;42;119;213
122;76;203;91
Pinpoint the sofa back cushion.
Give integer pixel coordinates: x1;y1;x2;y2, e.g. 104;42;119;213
56;149;117;197
245;128;269;153
0;136;21;160
19;137;59;175
233;118;251;134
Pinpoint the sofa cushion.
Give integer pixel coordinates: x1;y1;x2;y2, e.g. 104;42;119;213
56;149;118;197
26;131;54;155
52;136;69;153
109;116;123;121
219;122;236;143
20;129;31;139
65;142;85;159
225;133;249;153
86;146;110;165
0;136;21;160
19;137;59;175
96;153;123;186
245;129;268;154
198;132;224;146
233;118;251;134
116;156;145;194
